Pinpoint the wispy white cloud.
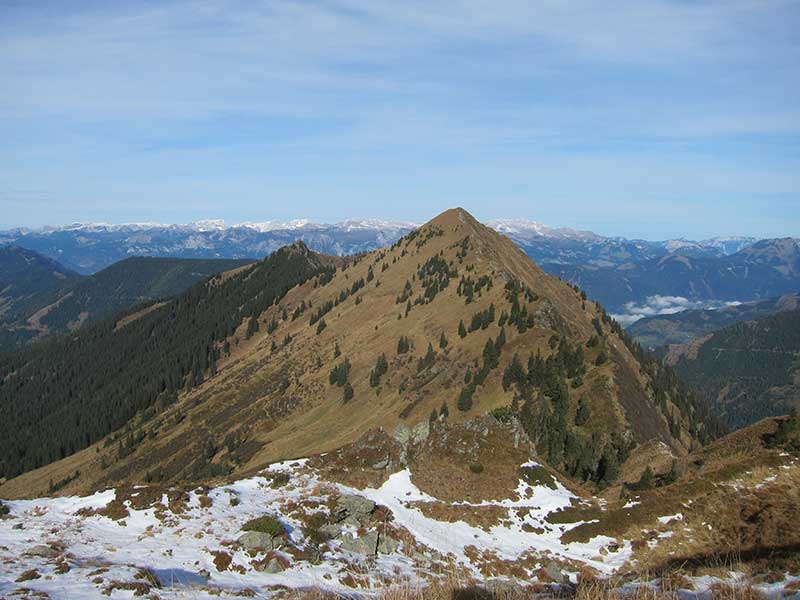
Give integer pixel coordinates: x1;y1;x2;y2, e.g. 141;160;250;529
612;295;744;325
0;0;797;231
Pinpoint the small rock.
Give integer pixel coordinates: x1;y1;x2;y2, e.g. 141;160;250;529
340;531;379;556
411;421;430;445
393;425;412;446
318;523;343;540
238;531;279;551
25;545;60;559
371;456;390;470
377;533;400;554
541;561;569;584
253;556;286;573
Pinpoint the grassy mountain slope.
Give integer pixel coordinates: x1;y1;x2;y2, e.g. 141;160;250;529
0;254;253;352
0;209;723;499
629;293;800;348
0;243;335;481
670;308;800;429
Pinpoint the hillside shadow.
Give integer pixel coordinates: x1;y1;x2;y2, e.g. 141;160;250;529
451;587;500;600
655;542;800;574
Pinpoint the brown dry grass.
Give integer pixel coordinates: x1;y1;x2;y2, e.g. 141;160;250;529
282;576;772;600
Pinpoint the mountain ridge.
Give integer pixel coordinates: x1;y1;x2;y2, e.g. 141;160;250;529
0;208;722;501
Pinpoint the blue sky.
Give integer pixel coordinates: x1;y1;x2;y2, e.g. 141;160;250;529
0;0;798;239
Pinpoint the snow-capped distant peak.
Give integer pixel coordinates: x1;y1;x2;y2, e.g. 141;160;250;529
190;219;226;232
488;219;550;236
663;239;701;252
40;222;171;233
488;219;604;241
238;219;321;232
338;219;419;231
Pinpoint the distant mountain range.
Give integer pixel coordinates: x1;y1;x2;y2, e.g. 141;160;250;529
0;219;417;274
2;219;795;323
491;219;756;268
0;218;758;275
551;238;800;316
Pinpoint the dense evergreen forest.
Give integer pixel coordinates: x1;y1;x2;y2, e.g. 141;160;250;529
674;308;800;428
0;251;253;353
0;242;332;479
37;256;255;332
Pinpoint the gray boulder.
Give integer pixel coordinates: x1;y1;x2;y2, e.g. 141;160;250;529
541;560;569;584
24;544;60;558
333;494;375;525
254;557;285;573
340;531;379;556
377;533;400;554
238;531;279;551
318;523;343;540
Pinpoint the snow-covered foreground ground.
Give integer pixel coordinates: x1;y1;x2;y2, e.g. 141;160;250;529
0;459;624;598
1;459;797;599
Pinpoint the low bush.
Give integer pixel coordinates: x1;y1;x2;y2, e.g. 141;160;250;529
241;514;284;537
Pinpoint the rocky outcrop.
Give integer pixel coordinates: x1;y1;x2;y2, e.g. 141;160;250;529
333;494;376;526
393;420;430;464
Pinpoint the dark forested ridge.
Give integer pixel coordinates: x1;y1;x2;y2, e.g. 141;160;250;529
0;246;80;340
32;256;255;333
0;241;334;479
0;253;253;352
672;308;800;429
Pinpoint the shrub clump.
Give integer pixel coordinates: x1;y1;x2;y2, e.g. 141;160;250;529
241;514;284;537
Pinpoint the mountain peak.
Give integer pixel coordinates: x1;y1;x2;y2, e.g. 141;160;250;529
426;207;477;229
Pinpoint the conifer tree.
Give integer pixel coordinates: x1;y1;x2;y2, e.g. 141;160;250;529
458;320;467;338
637;466;654;490
316;318;327;334
397;336;410;354
439;331;448;349
246;316;259;339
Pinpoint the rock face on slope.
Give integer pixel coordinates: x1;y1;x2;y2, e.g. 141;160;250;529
0;208;722;499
